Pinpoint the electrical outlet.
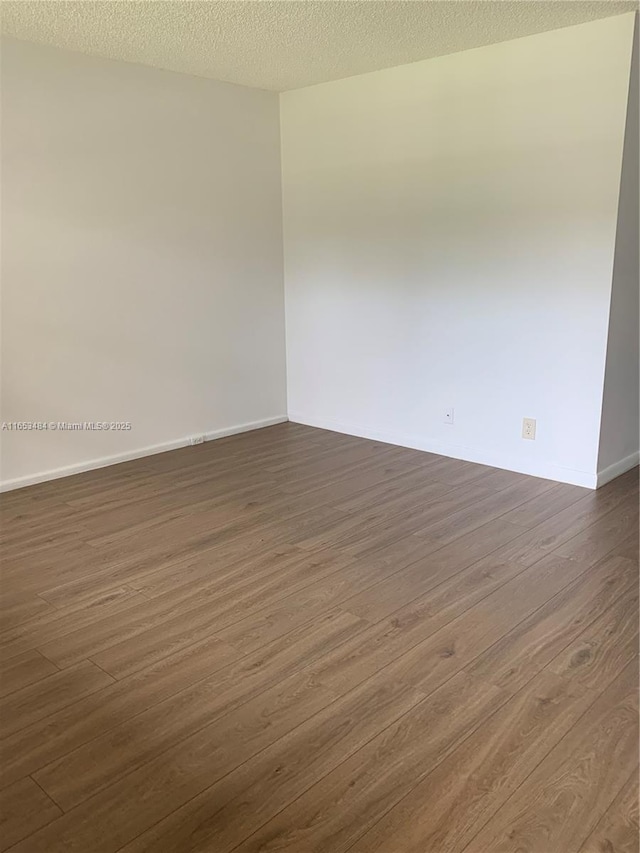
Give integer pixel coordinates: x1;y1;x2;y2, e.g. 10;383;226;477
444;408;454;425
189;435;205;446
522;418;536;440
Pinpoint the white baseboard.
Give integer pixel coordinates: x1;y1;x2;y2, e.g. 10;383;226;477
597;451;640;488
0;415;288;493
288;412;599;489
7;412;622;493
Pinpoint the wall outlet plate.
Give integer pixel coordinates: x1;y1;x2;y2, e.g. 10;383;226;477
444;408;454;425
522;418;536;440
189;435;205;445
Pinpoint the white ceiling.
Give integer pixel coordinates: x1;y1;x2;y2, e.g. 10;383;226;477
1;0;637;92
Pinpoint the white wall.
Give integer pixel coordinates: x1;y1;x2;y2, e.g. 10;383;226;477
1;38;287;489
281;14;636;488
597;16;640;485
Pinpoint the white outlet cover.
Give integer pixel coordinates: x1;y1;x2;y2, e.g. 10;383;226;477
522;418;536;440
444;408;454;424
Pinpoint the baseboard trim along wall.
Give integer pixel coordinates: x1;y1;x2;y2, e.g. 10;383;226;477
6;414;634;493
0;416;288;492
289;412;600;489
597;450;640;488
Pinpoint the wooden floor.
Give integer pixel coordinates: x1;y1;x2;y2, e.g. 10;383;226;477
0;423;638;853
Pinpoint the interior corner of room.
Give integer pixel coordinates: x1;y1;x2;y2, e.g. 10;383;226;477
1;6;639;852
0;10;638;492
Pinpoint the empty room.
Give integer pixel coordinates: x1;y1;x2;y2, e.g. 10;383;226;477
1;1;639;851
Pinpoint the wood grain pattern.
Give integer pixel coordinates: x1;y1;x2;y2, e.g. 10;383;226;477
548;585;639;690
0;660;114;738
0;422;637;852
579;770;639;853
465;553;637;694
0;649;58;698
463;661;639;853
0;777;61;851
229;672;507;853
347;671;598;853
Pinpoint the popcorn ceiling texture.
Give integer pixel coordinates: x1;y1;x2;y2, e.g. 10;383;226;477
1;0;638;91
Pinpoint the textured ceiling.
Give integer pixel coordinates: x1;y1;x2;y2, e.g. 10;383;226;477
1;1;638;91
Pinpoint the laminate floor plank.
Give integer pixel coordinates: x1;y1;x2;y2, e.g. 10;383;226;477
32;610;368;811
412;477;555;546
0;776;62;851
33;531;305;609
495;475;639;560
59;550;356;676
547;586;639;691
4;548;584;841
578;770;639;853
118;672;505;853
346;672;605;853
0;424;636;852
497;480;589;527
340;515;529;623
338;552;595;699
7;675;340;851
0;633;240;789
0;660;114;738
0;593;53;633
611;529;640;562
462;661;639;853
239;671;595;853
465;553;637;694
0;649;59;698
555;493;639;561
213;546;448;656
0;587;149;664
0;583;142;644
